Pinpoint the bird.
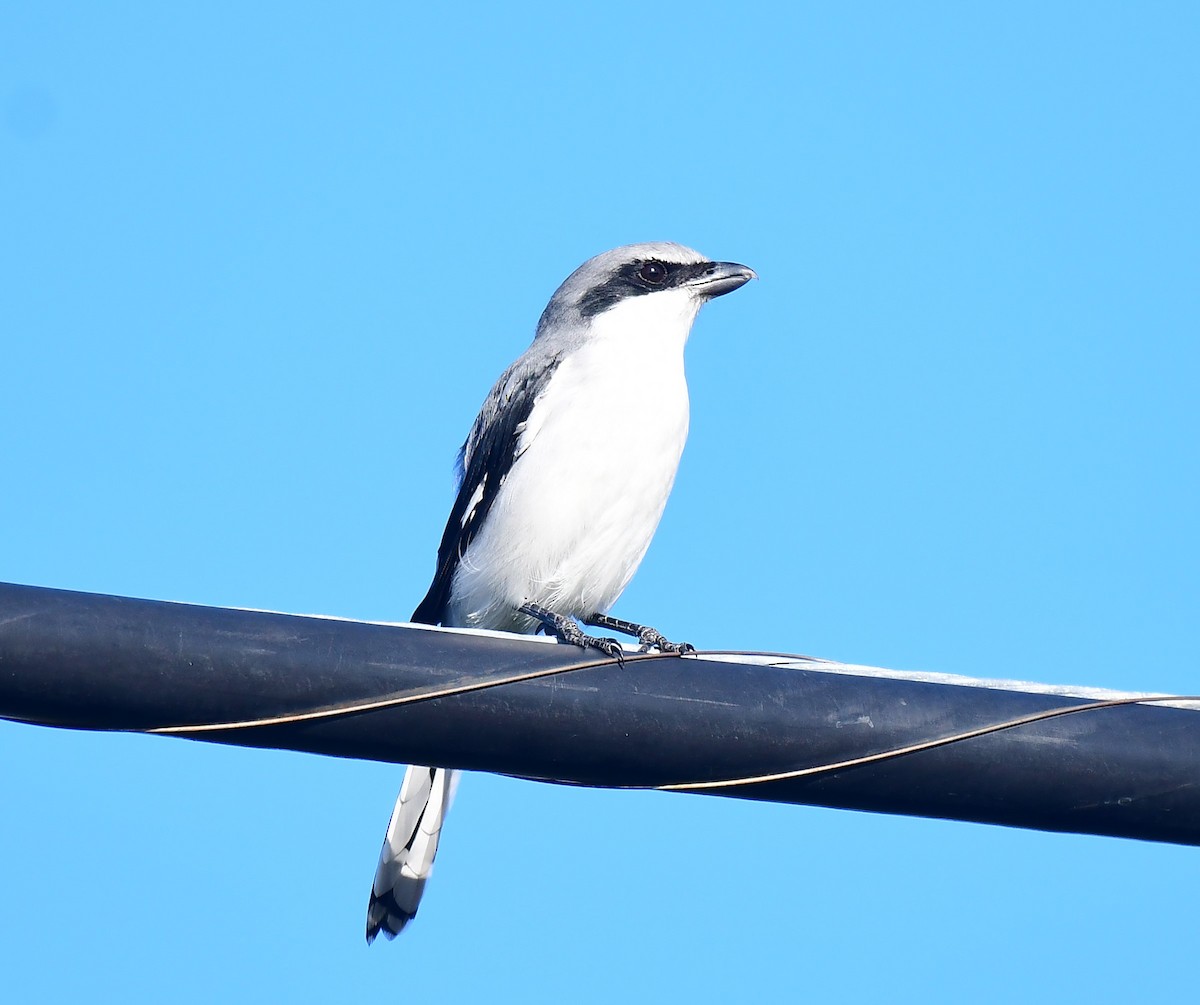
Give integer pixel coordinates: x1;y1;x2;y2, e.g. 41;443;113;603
365;241;756;942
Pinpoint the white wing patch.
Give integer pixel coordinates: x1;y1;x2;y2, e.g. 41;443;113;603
459;476;487;528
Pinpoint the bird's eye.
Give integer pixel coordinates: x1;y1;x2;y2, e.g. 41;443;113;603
637;262;668;285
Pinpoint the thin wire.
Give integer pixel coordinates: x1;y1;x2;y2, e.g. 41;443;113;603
146;648;670;734
655;693;1200;792
142;647;1200;797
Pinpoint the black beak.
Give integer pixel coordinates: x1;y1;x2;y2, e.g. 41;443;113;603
688;261;758;299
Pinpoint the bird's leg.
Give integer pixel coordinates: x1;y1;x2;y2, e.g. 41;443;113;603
584;613;696;655
519;602;625;661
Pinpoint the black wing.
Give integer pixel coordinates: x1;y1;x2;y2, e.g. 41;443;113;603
410;363;553;625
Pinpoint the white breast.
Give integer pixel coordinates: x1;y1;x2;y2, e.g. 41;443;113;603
447;289;701;632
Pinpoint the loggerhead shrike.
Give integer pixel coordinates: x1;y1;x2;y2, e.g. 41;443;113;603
365;242;756;941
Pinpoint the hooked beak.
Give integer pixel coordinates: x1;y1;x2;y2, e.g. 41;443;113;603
688;261;757;299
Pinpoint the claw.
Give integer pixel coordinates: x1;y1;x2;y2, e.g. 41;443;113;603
593;637;625;663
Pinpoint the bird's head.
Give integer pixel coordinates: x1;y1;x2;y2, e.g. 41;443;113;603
535;242;756;346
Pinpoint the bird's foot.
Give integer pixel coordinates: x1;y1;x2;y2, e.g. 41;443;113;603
584;613;696;655
519;602;625;660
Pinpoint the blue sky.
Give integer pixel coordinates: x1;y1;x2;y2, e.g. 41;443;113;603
2;3;1198;1001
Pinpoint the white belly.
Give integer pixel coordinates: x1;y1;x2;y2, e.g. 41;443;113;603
447;307;693;632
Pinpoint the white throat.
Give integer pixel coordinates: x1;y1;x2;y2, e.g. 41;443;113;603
585;287;703;357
